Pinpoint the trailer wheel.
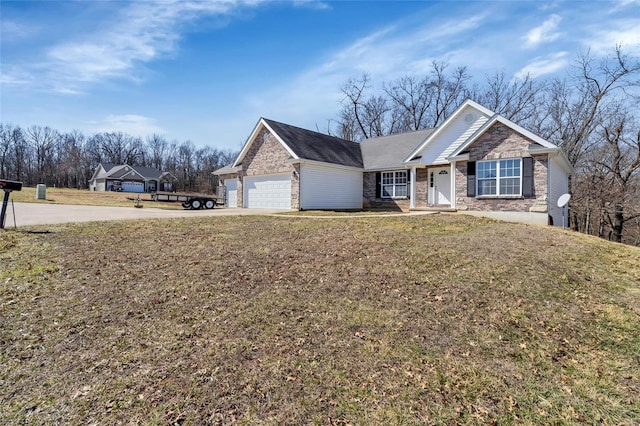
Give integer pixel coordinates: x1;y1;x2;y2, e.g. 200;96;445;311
205;200;215;209
190;199;202;209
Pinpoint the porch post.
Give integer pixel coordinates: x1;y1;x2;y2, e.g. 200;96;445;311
409;167;417;209
450;162;456;209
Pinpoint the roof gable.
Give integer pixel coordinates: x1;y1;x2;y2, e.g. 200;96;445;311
264;119;363;168
403;99;494;163
233;118;362;169
448;114;558;158
233;118;297;168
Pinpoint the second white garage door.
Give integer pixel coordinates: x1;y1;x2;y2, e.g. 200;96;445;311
225;179;238;208
244;174;291;209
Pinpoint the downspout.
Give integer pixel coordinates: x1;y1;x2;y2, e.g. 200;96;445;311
410;167;417;209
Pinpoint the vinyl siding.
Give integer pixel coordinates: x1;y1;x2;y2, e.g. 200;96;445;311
300;164;363;210
548;156;569;226
420;105;490;165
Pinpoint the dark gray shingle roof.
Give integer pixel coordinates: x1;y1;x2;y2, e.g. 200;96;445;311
264;119;363;168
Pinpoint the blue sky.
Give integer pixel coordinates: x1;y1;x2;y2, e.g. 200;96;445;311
1;0;639;151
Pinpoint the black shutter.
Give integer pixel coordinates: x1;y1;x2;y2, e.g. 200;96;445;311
406;170;410;199
523;157;534;197
466;161;476;197
375;172;381;198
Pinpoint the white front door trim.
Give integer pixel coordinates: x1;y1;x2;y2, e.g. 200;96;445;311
430;167;451;205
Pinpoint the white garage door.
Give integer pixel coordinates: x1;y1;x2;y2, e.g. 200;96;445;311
225;179;238;208
122;181;145;193
244;174;291;209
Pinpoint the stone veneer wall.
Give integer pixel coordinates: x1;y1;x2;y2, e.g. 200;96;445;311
455;122;548;213
216;172;240;207
217;128;298;209
362;169;428;211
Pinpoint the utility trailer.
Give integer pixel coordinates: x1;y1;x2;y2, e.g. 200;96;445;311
151;191;222;210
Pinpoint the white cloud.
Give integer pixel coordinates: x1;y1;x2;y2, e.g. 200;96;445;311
4;0;269;93
515;52;569;79
0;20;37;41
523;14;562;48
237;12;490;134
93;114;166;136
293;0;331;10
586;20;640;55
610;0;640;12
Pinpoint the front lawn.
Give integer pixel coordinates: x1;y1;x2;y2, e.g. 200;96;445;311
1;215;638;424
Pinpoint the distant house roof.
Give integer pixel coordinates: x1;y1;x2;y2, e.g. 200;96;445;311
360;128;434;170
93;163;171;181
131;166;166;179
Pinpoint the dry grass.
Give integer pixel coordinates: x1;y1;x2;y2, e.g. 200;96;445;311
1;214;639;425
7;187;184;209
276;210;407;216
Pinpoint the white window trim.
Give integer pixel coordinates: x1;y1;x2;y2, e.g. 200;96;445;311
381;170;408;199
476;158;522;197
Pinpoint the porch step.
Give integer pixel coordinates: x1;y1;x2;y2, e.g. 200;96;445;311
411;206;457;212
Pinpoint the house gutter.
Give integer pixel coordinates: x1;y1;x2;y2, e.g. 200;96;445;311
212;166;241;175
527;146;573;174
286;158;363;172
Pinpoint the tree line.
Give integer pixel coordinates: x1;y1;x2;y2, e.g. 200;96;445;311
0;126;238;194
330;46;640;246
1;47;638;245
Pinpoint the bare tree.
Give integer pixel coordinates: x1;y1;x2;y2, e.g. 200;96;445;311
384;62;471;131
339;73;374;140
596;112;640;242
97;132;145;165
0;124;16;178
25;125;58;184
473;71;546;130
384;75;429;131
147;134;169;170
57;130;90;188
544;47;640;167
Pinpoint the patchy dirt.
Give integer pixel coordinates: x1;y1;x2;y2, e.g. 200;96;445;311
1;215;639;425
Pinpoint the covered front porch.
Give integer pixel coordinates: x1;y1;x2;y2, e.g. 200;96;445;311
407;164;457;211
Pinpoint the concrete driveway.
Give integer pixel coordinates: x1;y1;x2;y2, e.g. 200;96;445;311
2;202;280;227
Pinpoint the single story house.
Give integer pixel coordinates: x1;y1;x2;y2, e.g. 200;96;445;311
214;99;572;225
89;163;175;193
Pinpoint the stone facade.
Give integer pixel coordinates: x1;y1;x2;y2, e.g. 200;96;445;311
362;169;428;211
455;122;548;213
217;128;298;209
217;120;555;215
216;172;242;208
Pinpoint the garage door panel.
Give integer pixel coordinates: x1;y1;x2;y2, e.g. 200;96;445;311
122;181;145;193
245;174;291;209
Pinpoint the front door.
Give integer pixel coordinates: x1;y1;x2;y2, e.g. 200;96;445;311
429;167;451;205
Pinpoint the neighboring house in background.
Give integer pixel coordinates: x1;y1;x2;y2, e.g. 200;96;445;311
89;163;176;193
214;99;573;226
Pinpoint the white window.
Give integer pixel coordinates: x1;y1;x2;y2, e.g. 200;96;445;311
382;171;408;198
477;159;521;196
